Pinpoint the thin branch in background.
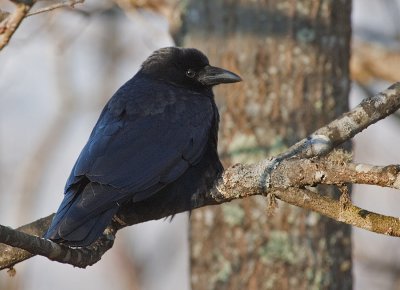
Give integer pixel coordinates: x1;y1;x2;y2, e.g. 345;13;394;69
351;40;400;84
0;0;86;51
0;9;10;23
0;2;34;51
11;20;83;226
112;0;184;39
26;0;84;17
113;0;169;13
112;234;142;290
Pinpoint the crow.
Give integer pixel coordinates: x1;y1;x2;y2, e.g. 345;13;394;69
44;47;241;246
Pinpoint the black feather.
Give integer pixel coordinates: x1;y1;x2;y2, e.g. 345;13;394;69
44;47;240;246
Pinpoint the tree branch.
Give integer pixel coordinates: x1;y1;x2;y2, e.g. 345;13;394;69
1;82;400;270
26;0;84;17
0;214;52;270
271;157;400;190
0;0;87;51
0;221;115;269
0;1;35;51
273;187;400;237
275;82;400;161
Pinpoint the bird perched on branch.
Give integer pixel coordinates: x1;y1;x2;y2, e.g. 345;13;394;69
44;47;241;246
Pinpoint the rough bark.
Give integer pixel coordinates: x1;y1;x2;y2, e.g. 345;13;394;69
178;1;353;289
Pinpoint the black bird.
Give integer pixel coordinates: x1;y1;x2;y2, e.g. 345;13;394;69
44;47;241;246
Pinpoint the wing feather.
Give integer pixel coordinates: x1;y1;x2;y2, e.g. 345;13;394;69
67;77;214;207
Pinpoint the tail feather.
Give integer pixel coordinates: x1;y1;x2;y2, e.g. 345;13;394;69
44;182;119;246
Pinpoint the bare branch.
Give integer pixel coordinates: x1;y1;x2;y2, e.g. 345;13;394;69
0;9;10;23
0;214;52;270
209;159;400;238
0;2;34;51
271;157;400;190
26;0;84;17
277;82;400;161
0;222;115;269
273;187;400;237
0;0;86;51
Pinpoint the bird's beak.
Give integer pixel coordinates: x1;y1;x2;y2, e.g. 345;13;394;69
198;65;242;86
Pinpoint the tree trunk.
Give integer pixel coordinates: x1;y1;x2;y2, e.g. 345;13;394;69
176;1;352;289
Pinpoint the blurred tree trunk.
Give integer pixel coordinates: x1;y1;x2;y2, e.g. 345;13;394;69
175;1;352;289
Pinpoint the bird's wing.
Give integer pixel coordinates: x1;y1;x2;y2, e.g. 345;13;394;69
66;84;215;210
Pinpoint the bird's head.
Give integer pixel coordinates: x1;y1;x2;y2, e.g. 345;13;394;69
140;47;242;90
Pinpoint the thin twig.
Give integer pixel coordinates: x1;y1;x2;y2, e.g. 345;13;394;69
26;0;84;17
0;2;34;51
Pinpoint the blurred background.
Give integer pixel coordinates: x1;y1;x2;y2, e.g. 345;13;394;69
1;0;400;289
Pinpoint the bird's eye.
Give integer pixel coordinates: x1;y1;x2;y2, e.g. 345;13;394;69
186;69;196;78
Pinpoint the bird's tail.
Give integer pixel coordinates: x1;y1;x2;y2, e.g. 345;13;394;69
44;183;119;246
